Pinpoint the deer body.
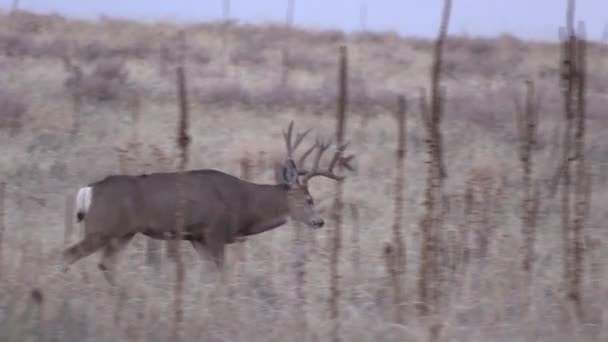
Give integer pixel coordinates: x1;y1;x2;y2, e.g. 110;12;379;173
78;170;294;242
62;121;353;284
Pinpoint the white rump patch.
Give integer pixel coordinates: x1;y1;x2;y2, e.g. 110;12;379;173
75;186;93;217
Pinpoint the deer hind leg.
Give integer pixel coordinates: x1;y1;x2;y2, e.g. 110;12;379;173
62;233;110;271
98;233;135;285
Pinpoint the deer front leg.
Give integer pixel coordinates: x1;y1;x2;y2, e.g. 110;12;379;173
191;237;225;269
203;222;231;269
206;237;226;269
190;239;212;261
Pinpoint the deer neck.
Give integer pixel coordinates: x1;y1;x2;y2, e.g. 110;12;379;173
243;184;290;236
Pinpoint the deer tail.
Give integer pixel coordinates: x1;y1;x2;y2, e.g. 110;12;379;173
75;186;93;222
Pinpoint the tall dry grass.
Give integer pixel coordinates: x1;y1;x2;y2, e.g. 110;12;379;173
0;2;607;341
172;60;192;340
515;80;540;280
389;95;407;324
329;44;348;342
0;182;4;273
418;0;451;320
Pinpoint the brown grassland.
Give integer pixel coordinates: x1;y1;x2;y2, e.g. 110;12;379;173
1;8;608;341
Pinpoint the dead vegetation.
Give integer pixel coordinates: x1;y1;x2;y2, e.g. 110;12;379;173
0;89;27;136
0;4;607;342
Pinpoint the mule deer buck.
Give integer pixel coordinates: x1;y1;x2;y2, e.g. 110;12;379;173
62;121;354;284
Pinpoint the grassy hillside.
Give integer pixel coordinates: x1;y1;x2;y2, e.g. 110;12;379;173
0;10;607;341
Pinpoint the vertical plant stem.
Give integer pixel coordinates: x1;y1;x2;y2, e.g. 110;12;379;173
557;0;589;319
172;64;191;342
70;92;82;140
350;204;361;301
64;193;74;248
417;0;451;318
294;222;307;337
0;182;5;272
330;44;348;342
359;2;368;31
238;154;252;282
383;242;397;313
560;42;574;309
221;0;231;75
559;2;576;309
516;80;539;278
281;0;295;85
572;20;588;318
167;31;187;262
391;95;407;324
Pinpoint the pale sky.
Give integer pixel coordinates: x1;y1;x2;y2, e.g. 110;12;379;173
4;1;607;42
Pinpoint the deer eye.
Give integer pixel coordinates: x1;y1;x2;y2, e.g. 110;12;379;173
306;197;314;205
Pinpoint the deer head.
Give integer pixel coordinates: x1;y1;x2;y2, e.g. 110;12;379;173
277;121;354;229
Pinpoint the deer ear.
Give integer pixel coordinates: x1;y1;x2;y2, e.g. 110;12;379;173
281;159;299;185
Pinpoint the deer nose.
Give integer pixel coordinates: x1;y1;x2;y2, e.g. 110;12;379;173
312;219;324;228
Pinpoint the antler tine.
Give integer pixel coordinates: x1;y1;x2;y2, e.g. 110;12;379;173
282;121;295;157
293;128;312;152
328;141;351;171
301;138;348;184
313;138;331;170
297;143;317;173
340;154;355;171
283;120;312;159
282;121;355;184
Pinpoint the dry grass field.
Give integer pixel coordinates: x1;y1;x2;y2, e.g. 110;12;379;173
1;8;607;341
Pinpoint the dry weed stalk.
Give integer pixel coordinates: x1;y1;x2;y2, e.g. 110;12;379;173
383;242;399;314
63;193;74;248
417;0;451;317
281;0;295;85
556;0;591;318
330;44;348;342
515;80;540;277
350;204;361;301
0;182;5;272
390;95;407;324
172;64;191;341
571;22;591;317
62;55;83;139
221;0;231;74
293;222;308;336
461;180;474;263
359;3;368;31
167;31;188;262
238;154;252;278
465;169;503;261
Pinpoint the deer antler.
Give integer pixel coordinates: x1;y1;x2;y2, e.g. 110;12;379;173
299;139;354;185
283;120;312;159
281;121;355;185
